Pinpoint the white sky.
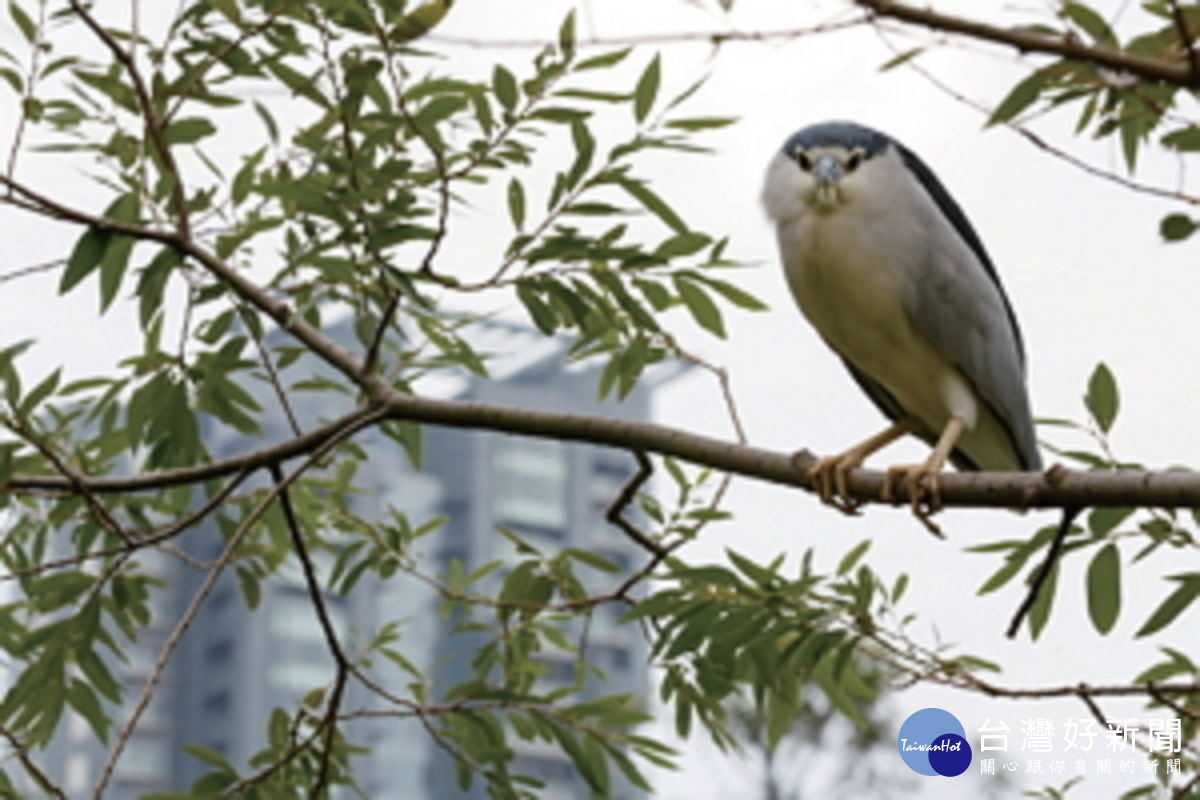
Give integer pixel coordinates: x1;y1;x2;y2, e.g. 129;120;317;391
3;1;1198;797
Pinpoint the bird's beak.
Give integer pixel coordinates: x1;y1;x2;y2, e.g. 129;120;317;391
812;155;843;204
812;154;842;187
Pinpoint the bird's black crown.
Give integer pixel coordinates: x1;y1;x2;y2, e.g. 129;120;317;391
781;121;891;160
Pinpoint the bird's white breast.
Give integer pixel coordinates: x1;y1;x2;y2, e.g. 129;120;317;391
763;149;980;436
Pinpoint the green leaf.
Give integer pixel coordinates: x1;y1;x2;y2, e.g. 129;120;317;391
492;64;518;112
633;54;660;123
506;178;525;230
181;744;237;775
576;48;631;71
988;70;1049;126
1086;543;1120;634
1061;1;1117;46
99;235;134;313
1161;127;1200;152
1087;506;1133;537
18;367;59;417
1085;362;1119;433
654;232;709;259
880;47;924;71
614;177;687;233
678;270;768;311
1137;576;1200;637
673;275;724;337
664;116;737;131
164;117;216;146
236;566;262;610
558;10;576;60
837;539;872;576
1027;562;1058;640
9;2;36;43
137;247;183;329
60;227;113;294
66;679;110;744
1160;213;1196;242
390;0;450;43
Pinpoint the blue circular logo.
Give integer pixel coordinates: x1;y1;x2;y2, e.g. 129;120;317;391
897;708;972;777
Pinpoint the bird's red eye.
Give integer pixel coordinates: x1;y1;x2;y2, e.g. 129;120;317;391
846;151;862;172
796;152;812;171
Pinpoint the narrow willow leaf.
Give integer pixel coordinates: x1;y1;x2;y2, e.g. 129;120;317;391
60;227;112;294
1137;576;1200;637
1086;543;1121;634
880;47;923;71
492;64;518;111
576;47;631;71
506;177;525;230
1087;506;1133;537
615;177;687;233
558;10;576;60
164;117;216;145
988;70;1049;126
673;275;724;338
633;55;660;123
1061;1;1117;46
1085;362;1119;433
1027;562;1058;640
837;540;872;576
9;1;36;43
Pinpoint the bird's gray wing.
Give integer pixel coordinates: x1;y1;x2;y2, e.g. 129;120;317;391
896;145;1041;471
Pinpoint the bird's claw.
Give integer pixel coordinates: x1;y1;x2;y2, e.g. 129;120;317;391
807;454;864;516
882;464;945;538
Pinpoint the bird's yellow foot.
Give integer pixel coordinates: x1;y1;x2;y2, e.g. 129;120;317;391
882;462;945;537
808;453;865;515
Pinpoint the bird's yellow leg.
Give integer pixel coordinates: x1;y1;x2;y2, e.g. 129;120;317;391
882;415;967;528
810;418;919;512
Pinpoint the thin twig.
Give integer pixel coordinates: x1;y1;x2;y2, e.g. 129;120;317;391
238;302;303;437
876;32;1200;206
270;462;349;798
0;722;65;799
3;0;49;180
0;259;65;285
422;18;869;50
90;410;384;799
1;416;134;545
1007;506;1082;638
859;0;1199;86
67;0;193;236
605;451;663;556
0;467;251;583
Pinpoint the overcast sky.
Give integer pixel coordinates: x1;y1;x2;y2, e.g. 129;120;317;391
3;1;1198;797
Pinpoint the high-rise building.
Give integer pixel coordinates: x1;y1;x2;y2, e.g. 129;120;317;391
37;322;656;799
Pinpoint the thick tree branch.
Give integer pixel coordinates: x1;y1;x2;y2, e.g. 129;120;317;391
5;176;1200;517
858;0;1199;87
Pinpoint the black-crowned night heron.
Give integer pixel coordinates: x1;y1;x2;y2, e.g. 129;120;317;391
762;121;1040;522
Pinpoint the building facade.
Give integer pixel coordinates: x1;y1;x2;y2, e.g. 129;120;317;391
38;325;653;799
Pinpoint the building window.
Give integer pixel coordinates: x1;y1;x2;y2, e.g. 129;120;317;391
268;588;347;645
204;690;230;716
492;439;567;531
593;644;632;672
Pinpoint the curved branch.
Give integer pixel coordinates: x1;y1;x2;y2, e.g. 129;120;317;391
858;0;1198;87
